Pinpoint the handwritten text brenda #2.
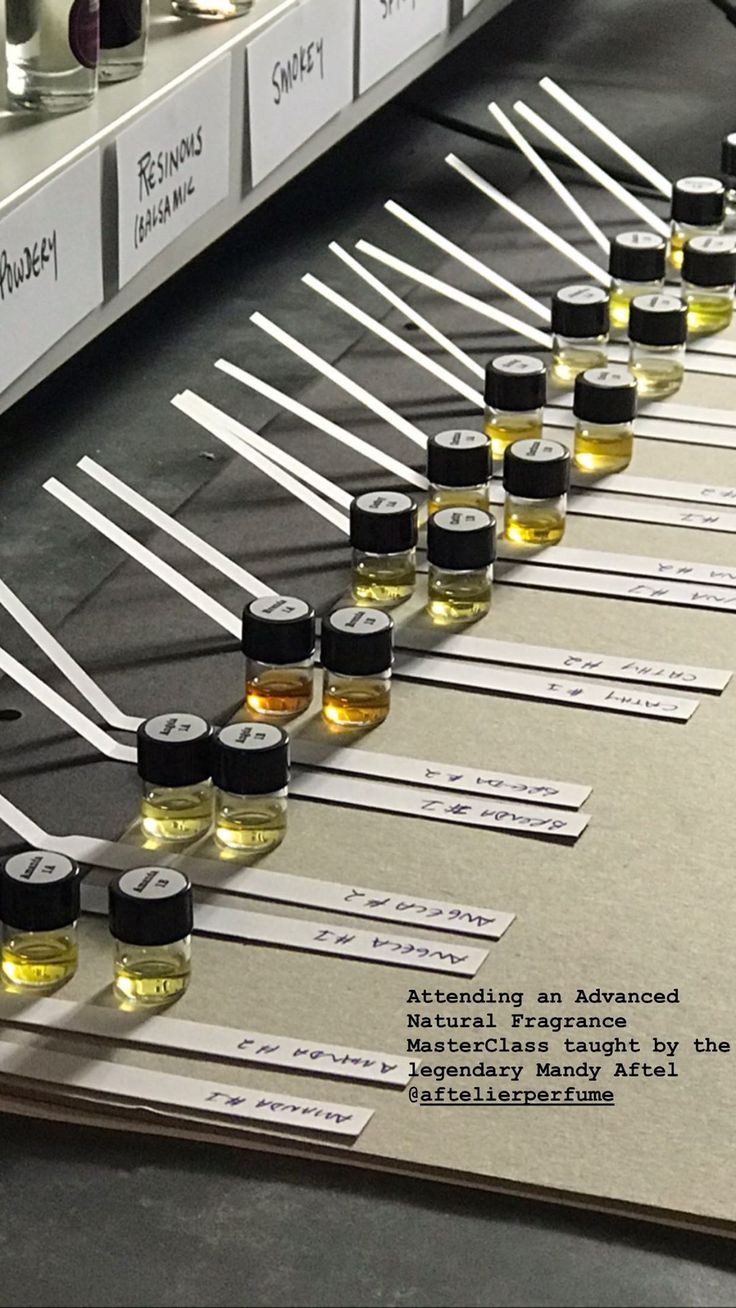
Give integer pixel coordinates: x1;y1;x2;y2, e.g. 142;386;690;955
134;131;204;250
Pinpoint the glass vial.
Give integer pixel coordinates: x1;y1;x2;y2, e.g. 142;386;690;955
137;712;213;844
573;367;638;477
100;0;147;81
681;234;736;337
720;133;736;232
483;354;547;465
321;607;394;730
427;429;491;516
0;850;80;992
426;508;496;626
242;595;316;719
109;867;192;1009
350;491;418;609
669;177;725;274
503;439;571;548
550;285;609;387
171;0;252;20
608;231;667;336
5;0;99;113
213;723;289;855
628;294;688;400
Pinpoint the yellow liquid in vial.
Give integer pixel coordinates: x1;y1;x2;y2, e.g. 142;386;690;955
246;668;312;717
428;486;489;516
505;505;566;547
550;345;607;388
114;956;190;1008
484;412;542;464
630;357;684;400
323;679;391;729
574;424;634;475
352;560;416;608
215;799;287;853
141;788;212;843
2;932;77;990
668;230;686;273
685;294;733;336
609;287;637;335
427;575;491;626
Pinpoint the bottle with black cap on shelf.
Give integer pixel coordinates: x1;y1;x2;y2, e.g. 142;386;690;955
550;285;609;387
427;429;491;516
137;713;214;844
669;177;725;274
503;440;571;548
109;867;193;1009
628;294;688;400
213;723;290;855
608;232;667;335
350;491;418;609
483;355;547;464
0;850;81;992
573;367;638;476
242;596;316;719
721;134;736;232
426;508;496;626
321;607;394;729
681;235;736;337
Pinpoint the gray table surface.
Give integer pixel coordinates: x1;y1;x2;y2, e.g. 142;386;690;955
2;0;736;1303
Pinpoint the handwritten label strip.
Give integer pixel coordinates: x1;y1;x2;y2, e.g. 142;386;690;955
497;560;736;620
359;0;448;94
0;1039;373;1139
569;471;736;511
499;543;736;593
488;482;736;536
545;407;736;452
0;994;411;1088
291;738;590;809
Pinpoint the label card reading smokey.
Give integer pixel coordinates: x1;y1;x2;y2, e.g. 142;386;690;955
116;57;232;287
359;0;448;93
247;0;355;188
0;152;103;394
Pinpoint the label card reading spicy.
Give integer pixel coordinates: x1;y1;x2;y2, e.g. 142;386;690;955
359;0;449;94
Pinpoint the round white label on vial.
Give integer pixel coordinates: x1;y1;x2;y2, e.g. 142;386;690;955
354;491;414;515
583;367;636;390
616;231;663;249
687;234;736;256
433;508;491;532
632;293;682;314
218;722;284;751
557;284;608;304
434;429;487;450
4;850;75;885
511;438;567;463
329;607;392;635
678;176;722;195
117;867;189;901
493;354;545;375
143;713;209;742
248;596;311;623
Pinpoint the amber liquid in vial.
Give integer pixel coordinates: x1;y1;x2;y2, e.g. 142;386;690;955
1;930;78;991
428;485;490;516
550;342;607;388
504;500;566;547
114;941;190;1008
215;793;287;853
484;409;543;464
245;667;313;717
629;355;684;400
574;422;634;475
427;568;491;625
140;783;213;843
322;674;391;728
685;292;734;336
352;553;416;608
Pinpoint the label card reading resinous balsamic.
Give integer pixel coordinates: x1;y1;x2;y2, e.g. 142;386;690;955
247;0;355;188
359;0;448;93
116;57;232;287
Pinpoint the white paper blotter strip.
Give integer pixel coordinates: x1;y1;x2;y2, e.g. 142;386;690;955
0;1039;373;1139
489;482;736;537
549;393;736;431
396;626;729;693
81;883;489;977
292;739;590;809
0;995;411;1088
544;408;736;452
498;542;736;595
568;471;736;513
497;560;736;619
291;770;588;841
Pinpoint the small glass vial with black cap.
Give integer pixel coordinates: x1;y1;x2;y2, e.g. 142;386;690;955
426;508;496;626
681;235;736;337
550;285;609;387
137;713;213;843
608;231;667;335
109;867;193;1009
628;294;688;400
321;607;394;729
721;134;736;231
242;595;316;719
213;723;289;854
0;851;80;992
484;355;546;464
427;429;491;516
573;367;638;476
669;177;725;274
503;439;571;548
350;491;417;609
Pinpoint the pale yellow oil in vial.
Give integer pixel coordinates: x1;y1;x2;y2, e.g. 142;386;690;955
428;485;490;517
484;408;542;463
114;942;190;1009
1;930;78;991
668;229;686;273
685;292;734;337
609;286;635;335
140;783;212;843
351;554;416;608
215;792;287;854
629;356;684;400
574;422;634;475
550;343;607;388
504;501;566;547
322;674;391;729
246;667;313;718
427;569;491;625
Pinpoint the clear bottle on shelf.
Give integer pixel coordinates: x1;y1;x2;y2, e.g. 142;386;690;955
0;851;81;992
721;133;736;232
427;429;491;516
608;231;667;336
681;234;736;337
669;176;725;274
426;508;496;626
242;595;316;719
573;366;638;476
109;867;193;1009
137;712;213;844
483;354;547;466
321;607;394;730
503;439;571;548
5;0;99;113
171;0;252;20
350;491;418;609
100;0;148;81
213;723;290;855
550;284;609;387
628;294;688;400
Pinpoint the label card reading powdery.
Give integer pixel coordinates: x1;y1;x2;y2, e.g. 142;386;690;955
359;0;448;93
0;152;103;394
247;0;355;187
0;1040;373;1139
116;58;232;287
